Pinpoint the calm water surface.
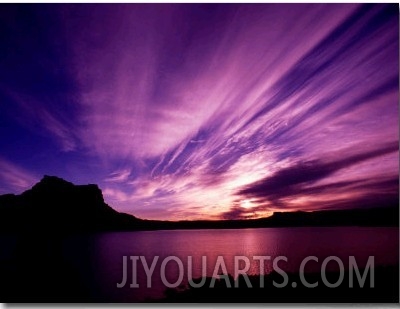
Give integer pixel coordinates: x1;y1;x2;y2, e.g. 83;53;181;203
63;227;398;302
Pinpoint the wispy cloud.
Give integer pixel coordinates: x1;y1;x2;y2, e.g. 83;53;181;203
0;158;38;194
2;89;78;152
232;143;398;216
105;169;132;183
63;4;357;160
0;4;397;220
81;4;398;219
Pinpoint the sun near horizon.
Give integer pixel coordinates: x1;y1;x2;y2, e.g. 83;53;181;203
0;4;398;221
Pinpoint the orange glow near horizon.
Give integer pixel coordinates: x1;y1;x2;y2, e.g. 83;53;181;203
0;4;398;221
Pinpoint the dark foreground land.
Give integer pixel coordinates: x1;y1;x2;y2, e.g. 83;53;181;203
0;176;398;233
161;265;399;303
0;176;398;303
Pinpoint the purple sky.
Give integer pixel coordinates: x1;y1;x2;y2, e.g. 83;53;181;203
0;4;398;220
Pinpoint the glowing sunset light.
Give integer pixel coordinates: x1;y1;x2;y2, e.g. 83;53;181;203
240;200;254;209
0;3;397;220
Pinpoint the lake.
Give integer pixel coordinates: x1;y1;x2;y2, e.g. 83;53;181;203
59;227;398;302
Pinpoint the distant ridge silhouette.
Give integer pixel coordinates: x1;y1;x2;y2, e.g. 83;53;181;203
0;175;398;232
0;176;397;303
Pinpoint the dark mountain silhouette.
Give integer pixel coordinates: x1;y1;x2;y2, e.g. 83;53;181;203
0;175;143;232
0;175;398;233
0;176;398;302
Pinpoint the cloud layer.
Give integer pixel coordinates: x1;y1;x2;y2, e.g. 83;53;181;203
0;4;398;220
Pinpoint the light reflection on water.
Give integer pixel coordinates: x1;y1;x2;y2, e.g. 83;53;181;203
65;227;398;302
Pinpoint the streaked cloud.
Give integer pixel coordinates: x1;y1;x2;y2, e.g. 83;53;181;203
0;4;397;220
0;158;38;194
105;169;132;183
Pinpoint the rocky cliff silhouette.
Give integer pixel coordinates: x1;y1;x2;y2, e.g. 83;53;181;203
0;175;397;233
0;176;397;303
0;175;142;232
